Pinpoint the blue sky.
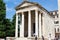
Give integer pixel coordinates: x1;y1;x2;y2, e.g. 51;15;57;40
3;0;58;20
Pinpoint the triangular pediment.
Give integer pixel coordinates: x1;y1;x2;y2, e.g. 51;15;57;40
16;1;49;15
16;1;37;8
20;2;34;7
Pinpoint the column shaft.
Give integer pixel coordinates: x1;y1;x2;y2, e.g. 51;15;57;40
20;14;21;37
39;13;42;37
20;13;24;37
15;14;18;37
35;10;38;37
28;11;31;37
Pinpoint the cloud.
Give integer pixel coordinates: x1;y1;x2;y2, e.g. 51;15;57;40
4;0;18;3
6;7;16;20
14;1;18;5
6;4;13;11
6;4;8;7
3;0;10;3
4;0;9;2
6;8;13;11
4;0;18;2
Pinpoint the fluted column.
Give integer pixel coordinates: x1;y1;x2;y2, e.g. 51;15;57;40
28;11;31;37
20;12;24;37
39;12;42;37
35;10;38;37
15;13;18;37
20;13;22;37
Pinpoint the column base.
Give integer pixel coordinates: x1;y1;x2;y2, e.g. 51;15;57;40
15;37;27;40
15;37;48;40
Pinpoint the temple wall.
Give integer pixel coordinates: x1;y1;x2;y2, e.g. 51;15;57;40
42;11;55;39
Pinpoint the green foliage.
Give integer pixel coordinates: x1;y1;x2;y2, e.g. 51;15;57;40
0;0;16;37
6;14;16;37
0;0;6;20
11;14;16;37
12;14;16;27
0;0;6;38
4;19;14;37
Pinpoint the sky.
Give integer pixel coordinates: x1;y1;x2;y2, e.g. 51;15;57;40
3;0;58;20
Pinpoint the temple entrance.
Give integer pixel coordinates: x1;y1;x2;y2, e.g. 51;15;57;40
24;11;28;37
24;10;35;37
31;10;35;36
33;23;35;34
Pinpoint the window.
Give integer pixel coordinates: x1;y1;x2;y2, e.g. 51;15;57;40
18;14;22;24
18;21;20;24
55;28;56;33
54;21;59;24
58;28;59;32
57;14;58;18
53;15;55;18
18;14;20;19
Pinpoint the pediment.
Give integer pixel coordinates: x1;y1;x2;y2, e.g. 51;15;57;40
16;1;37;8
16;1;49;14
20;2;34;7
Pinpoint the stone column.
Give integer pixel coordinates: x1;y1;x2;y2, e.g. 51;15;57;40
58;0;60;27
15;13;18;37
35;10;38;37
28;11;31;37
39;12;42;38
20;13;21;37
20;12;24;37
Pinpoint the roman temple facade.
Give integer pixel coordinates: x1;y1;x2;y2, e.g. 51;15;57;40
15;0;60;40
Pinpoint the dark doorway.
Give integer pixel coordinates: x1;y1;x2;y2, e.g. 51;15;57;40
33;23;35;33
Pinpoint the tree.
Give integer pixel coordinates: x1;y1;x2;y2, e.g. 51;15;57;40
11;14;16;37
0;0;6;38
12;14;16;28
6;14;16;37
0;0;6;20
6;18;15;37
4;19;12;37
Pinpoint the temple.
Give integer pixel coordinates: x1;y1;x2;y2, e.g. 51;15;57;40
15;0;60;40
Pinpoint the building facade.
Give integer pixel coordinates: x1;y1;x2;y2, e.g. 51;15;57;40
15;0;60;40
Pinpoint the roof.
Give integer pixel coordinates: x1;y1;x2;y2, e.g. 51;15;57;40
15;1;49;13
15;1;58;18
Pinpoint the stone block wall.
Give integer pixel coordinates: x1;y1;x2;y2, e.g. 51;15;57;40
6;37;15;40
